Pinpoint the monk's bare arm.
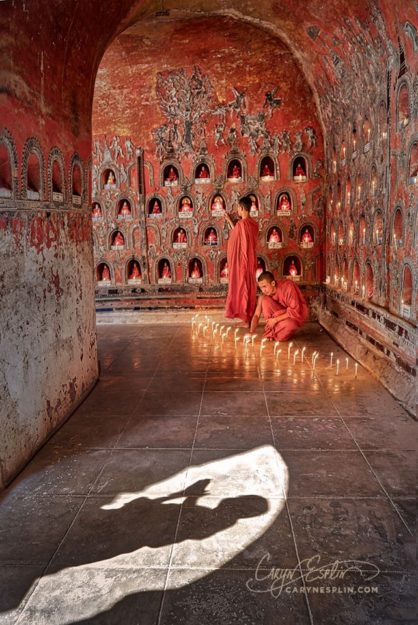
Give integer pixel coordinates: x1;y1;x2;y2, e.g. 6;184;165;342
223;210;235;229
250;296;263;332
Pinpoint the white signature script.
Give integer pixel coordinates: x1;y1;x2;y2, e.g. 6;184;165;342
246;554;380;597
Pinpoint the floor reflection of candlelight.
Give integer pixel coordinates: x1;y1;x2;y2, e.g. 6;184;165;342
345;357;349;369
301;346;306;360
288;342;293;360
354;363;358;378
273;342;280;356
234;328;239;339
311;351;317;366
330;352;334;367
293;349;300;364
336;359;340;375
313;353;319;369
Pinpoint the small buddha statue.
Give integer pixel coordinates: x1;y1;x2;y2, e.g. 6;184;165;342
289;260;298;276
101;265;110;281
106;171;116;186
161;262;171;279
113;232;124;246
119;200;131;217
269;228;281;243
190;261;202;279
176;229;187;243
206;228;217;245
92;203;101;218
129;262;141;280
151;200;161;214
294;162;306;177
212;195;225;212
220;262;229;278
198;164;209;178
278;194;291;212
179;197;192;212
230;163;241;179
166;166;178;182
301;228;313;244
256;259;264;280
261;163;273;178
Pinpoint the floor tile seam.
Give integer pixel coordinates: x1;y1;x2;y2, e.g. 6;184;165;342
282;497;315;625
339;417;415;537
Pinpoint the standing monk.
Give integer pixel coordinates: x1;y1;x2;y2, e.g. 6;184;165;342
250;271;308;340
224;196;259;326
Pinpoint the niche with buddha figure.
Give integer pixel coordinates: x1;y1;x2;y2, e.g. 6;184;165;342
291;155;308;182
256;257;267;280
92;201;102;220
259;155;276;181
373;211;384;245
351;124;358;158
71;157;83;206
299;224;315;248
219;257;229;284
352;260;360;294
365;263;374;300
408;141;418;184
97;262;112;283
337;221;345;247
397;82;410;129
147;196;163;217
283;255;302;281
173;227;188;249
162;163;180;187
110;230;125;249
103;168;117;189
204;226;218;246
157;258;173;283
127;258;142;284
178;195;194;218
226;158;243;182
117;198;132;220
359;215;367;245
275;190;293;216
22;138;44;200
248;194;259;217
188;257;204;284
393;207;403;247
210;193;226;217
48;147;65;203
267;225;283;249
0;130;17;199
362;118;372;151
401;264;413;319
194;162;211;184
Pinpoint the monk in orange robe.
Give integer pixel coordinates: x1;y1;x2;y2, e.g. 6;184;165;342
250;271;308;340
224;196;259;325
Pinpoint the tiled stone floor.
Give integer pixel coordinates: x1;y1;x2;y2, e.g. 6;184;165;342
0;317;416;625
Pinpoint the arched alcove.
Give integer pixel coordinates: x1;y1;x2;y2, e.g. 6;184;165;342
276;190;292;214
300;225;314;248
352;260;360;294
111;230;125;248
267;225;283;248
365;263;374;300
373;211;383;245
157;258;172;283
359;215;367;245
397;83;410;128
283;255;302;280
260;155;275;180
148;196;163;215
408;141;418;183
211;194;226;216
173;227;188;248
27;152;42;199
256;257;267;279
71;160;83;204
204;227;218;246
103;168;116;189
393;208;403;246
0;142;13;197
188;257;204;282
163;164;180;186
227;158;243;181
97;262;111;283
127;258;142;282
92;202;102;219
401;265;413;319
179;196;194;216
219;257;229;283
194;162;211;182
117;199;132;218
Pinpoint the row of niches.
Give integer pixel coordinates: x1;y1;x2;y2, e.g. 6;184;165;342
329;205;414;248
330;142;418;192
0;133;86;202
96;254;310;285
105;223;317;250
100;154;310;191
326;260;415;321
92;191;301;220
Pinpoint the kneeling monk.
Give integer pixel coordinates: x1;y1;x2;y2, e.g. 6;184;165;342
250;271;308;341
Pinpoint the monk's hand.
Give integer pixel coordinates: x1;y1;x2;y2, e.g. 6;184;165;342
265;317;279;329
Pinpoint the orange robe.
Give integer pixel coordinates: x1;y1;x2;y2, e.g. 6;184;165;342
225;217;259;323
262;279;308;341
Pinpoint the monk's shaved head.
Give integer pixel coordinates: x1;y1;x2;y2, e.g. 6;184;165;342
257;271;275;283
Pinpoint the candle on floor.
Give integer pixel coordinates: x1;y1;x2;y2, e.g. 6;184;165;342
251;334;257;347
226;327;232;337
234;328;240;339
301;346;306;360
336;359;340;375
288;342;294;360
330;352;334;367
273;342;280;356
311;351;317;366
